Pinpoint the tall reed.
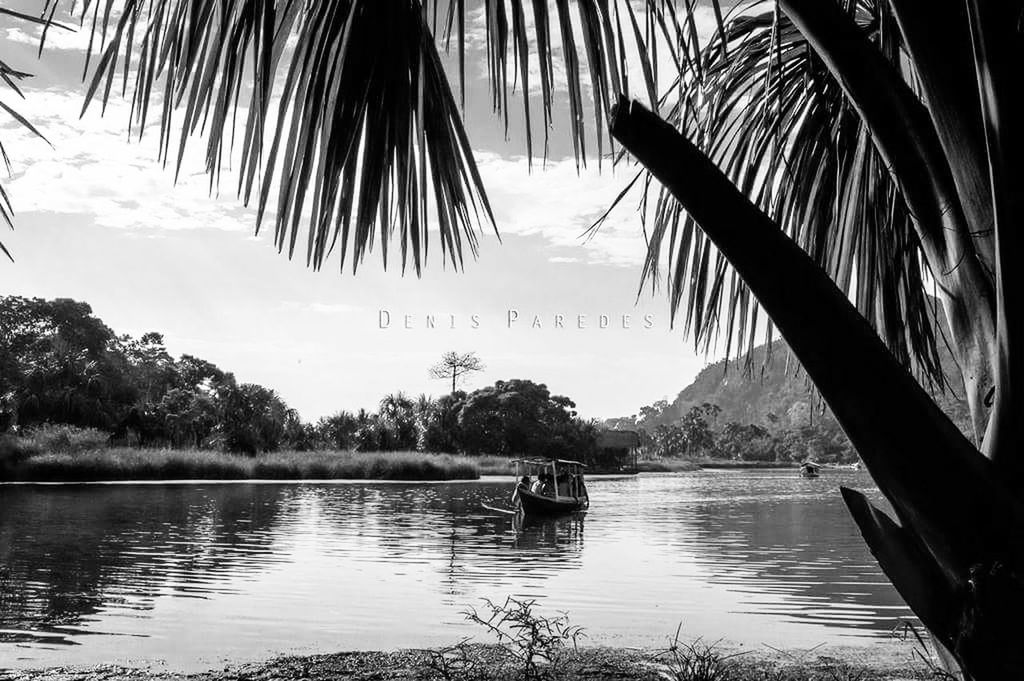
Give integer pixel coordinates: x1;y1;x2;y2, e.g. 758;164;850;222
0;448;480;482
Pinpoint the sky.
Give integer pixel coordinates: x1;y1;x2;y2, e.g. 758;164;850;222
0;2;728;423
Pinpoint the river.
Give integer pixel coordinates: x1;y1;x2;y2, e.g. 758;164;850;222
0;470;913;671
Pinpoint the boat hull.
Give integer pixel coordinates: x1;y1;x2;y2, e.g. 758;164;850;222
517;489;587;515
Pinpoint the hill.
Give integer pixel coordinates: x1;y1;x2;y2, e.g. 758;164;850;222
616;337;973;442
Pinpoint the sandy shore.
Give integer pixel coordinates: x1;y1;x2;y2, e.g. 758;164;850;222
0;640;940;681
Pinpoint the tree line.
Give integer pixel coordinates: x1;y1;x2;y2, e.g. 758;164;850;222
0;297;600;460
605;402;856;464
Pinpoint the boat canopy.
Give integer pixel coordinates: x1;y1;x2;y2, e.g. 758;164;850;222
511;458;586;468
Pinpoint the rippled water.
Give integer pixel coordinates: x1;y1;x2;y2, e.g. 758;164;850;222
0;471;912;671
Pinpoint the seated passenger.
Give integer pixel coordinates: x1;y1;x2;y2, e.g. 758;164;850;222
530;475;544;494
512;475;531;503
539;473;555;497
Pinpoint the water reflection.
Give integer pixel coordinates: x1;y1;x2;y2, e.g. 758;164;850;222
0;473;914;670
668;475;907;633
513;513;585;553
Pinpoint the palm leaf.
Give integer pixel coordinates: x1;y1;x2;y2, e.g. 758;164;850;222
0;5;74;262
618;1;949;388
48;0;665;274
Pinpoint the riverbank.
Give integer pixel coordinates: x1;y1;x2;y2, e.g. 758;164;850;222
636;459;702;472
697;459;799;469
0;448;480;482
0;642;936;681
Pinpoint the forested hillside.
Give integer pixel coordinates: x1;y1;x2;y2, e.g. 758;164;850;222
606;337;973;462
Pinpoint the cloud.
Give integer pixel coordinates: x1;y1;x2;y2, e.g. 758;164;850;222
4;25;89;53
2;89;265;233
476;150;648;266
3;3;126;54
281;302;362;314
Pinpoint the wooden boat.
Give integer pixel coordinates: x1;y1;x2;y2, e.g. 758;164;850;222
799;461;822;478
511;458;588;515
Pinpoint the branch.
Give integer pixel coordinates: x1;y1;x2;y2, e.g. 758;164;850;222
610;97;1024;583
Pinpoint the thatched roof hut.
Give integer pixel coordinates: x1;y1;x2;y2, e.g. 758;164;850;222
597;429;641;450
593;429;640;472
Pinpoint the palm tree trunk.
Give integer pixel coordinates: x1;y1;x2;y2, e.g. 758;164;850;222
964;1;1024;487
611;97;1024;679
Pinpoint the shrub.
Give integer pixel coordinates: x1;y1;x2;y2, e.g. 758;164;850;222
653;627;743;681
0;434;41;472
20;423;110;454
464;596;585;681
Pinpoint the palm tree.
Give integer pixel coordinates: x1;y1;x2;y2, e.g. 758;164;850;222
378;391;417;450
15;1;1024;677
607;5;1024;676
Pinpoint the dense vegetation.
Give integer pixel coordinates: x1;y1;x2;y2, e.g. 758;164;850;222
605;339;972;464
0;296;601;471
2;295;916;472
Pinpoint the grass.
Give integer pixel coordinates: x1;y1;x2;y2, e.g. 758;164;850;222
696;459;799;469
476;455;516;476
480;456;708;475
0;448;481;482
2;644;936;681
636;459;702;473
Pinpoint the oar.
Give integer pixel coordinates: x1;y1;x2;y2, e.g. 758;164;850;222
481;502;518;515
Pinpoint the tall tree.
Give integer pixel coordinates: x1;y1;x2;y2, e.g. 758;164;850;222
16;1;1024;676
429;351;485;394
604;4;1024;677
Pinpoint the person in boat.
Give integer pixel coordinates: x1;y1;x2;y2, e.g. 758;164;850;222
512;475;531;503
530;474;545;494
538;472;555;497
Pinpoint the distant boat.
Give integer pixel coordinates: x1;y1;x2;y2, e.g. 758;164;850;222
511;458;589;515
799;461;822;478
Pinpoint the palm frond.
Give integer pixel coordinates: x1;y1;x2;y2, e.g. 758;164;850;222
57;0;503;274
622;2;948;387
433;0;635;168
53;0;665;273
0;6;71;261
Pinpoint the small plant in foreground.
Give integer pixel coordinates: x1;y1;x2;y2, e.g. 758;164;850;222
653;625;744;681
891;621;959;680
426;638;481;681
463;596;585;680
